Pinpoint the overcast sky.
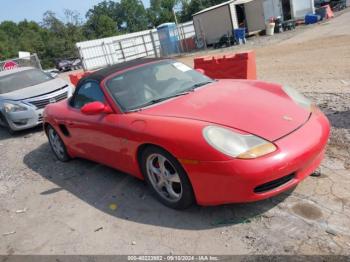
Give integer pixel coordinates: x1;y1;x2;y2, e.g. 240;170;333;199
0;0;150;23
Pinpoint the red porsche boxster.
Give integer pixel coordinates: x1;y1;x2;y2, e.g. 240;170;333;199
43;58;330;209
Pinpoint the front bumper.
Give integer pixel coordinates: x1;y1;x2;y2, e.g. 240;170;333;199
4;108;44;131
183;109;330;206
2;86;71;132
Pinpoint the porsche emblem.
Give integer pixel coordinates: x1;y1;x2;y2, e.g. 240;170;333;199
283;115;293;121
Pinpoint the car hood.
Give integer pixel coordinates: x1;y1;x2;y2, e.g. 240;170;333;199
140;80;310;141
0;78;68;101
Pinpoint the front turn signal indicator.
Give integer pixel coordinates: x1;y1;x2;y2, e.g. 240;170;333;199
237;143;277;159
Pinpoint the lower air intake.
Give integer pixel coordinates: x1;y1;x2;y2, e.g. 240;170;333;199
254;173;295;193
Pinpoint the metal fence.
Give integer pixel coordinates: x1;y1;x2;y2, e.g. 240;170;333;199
0;54;42;72
76;21;204;71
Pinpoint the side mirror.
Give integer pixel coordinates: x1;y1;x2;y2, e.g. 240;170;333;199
81;101;113;115
45;70;59;78
50;72;58;78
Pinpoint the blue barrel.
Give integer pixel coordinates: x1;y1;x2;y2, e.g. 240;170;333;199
157;23;180;56
305;14;320;24
233;28;246;45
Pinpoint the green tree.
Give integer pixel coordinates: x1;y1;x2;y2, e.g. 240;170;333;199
86;0;121;22
18;29;45;55
40;10;86;67
64;9;86;49
42;11;66;37
0;21;20;40
18;20;42;33
0;21;21;58
85;0;124;31
0;29;14;59
148;0;179;27
84;14;118;38
119;0;149;32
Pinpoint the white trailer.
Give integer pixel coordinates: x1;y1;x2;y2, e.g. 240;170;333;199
193;0;253;46
290;0;315;19
261;0;315;21
193;0;315;46
192;0;284;45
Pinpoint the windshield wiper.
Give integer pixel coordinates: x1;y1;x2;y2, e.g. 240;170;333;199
127;91;192;112
185;81;214;91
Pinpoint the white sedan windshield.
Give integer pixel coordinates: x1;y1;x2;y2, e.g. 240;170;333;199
0;69;53;94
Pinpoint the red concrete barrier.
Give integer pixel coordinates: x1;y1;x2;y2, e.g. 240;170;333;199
69;71;93;86
194;51;257;80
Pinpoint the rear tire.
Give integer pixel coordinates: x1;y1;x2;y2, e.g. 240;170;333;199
46;125;70;162
140;146;195;209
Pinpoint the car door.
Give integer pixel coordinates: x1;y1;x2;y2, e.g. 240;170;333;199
66;80;122;168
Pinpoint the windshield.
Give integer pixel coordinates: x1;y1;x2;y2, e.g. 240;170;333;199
106;60;213;111
0;69;53;94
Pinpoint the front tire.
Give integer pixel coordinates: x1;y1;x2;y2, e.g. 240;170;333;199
140;146;195;209
0;114;15;135
47;125;70;162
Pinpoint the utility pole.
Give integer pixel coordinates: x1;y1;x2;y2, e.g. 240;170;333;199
173;8;179;25
173;7;184;53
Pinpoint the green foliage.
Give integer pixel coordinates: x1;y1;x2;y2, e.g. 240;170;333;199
119;0;149;32
0;0;226;68
86;0;121;21
84;0;149;36
84;14;118;39
0;30;14;59
148;0;179;27
84;1;121;38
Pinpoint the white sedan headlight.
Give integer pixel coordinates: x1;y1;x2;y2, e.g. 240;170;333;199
3;102;28;113
203;126;277;159
282;86;313;111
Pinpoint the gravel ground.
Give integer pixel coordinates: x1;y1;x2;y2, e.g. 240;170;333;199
1;10;350;256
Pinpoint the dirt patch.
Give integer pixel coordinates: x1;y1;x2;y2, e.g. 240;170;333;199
292;202;323;220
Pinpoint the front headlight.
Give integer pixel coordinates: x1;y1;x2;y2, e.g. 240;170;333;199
203;126;277;159
282;86;313;111
3;102;28;113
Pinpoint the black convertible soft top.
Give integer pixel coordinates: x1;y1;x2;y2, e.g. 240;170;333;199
80;58;166;85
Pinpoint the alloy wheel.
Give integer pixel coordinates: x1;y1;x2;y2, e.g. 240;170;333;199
146;153;183;202
48;127;66;160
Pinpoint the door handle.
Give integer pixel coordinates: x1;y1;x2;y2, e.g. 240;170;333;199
66;121;74;127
